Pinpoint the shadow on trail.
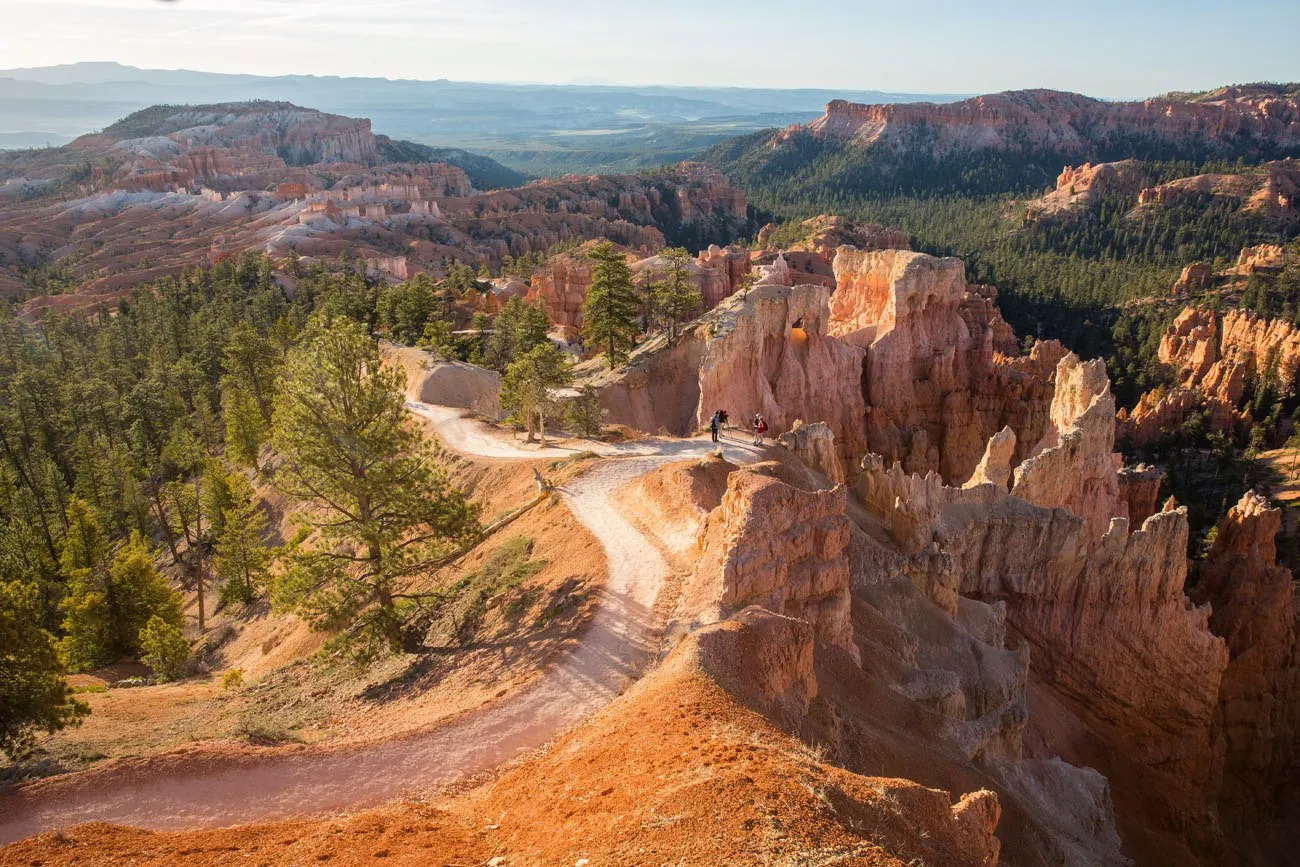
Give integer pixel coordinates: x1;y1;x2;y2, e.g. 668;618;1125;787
0;403;730;844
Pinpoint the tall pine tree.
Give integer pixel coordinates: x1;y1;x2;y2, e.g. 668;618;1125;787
581;242;641;366
270;318;479;661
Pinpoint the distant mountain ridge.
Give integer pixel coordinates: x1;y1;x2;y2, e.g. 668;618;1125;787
23;100;525;190
705;84;1300;203
0;62;967;175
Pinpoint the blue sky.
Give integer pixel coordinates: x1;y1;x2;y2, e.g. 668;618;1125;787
2;0;1297;97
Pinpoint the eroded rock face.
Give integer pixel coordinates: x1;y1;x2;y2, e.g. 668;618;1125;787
1123;304;1300;448
757;214;910;258
1172;261;1214;297
1011;353;1125;543
1192;493;1300;859
1117;463;1164;526
1235;242;1288;274
1116;386;1242;450
696;284;868;472
831;248;1059;483
379;341;501;416
526;248;595;331
856;427;1233;862
1138;160;1300;220
965;426;1016;491
590;281;868;475
1163;305;1300;400
688;471;857;659
777;420;845;483
1025;160;1150;221
797;88;1300;157
694;244;751;304
683;609;1006;866
844;456;1129;865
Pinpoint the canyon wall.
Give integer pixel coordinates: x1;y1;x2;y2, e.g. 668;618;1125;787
1120;304;1300;447
798;87;1300;157
831;247;1059;483
847;339;1300;864
686;471;857;658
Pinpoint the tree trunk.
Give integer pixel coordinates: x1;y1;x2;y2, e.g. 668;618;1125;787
148;483;182;564
538;410;547;447
193;474;205;634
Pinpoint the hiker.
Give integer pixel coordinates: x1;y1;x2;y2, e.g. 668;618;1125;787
719;409;729;429
709;410;721;443
752;413;768;445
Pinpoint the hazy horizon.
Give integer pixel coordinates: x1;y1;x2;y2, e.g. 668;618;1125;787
3;0;1298;99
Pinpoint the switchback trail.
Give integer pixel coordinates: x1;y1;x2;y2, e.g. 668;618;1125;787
0;403;761;844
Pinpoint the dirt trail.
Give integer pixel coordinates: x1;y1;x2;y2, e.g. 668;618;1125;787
0;403;762;844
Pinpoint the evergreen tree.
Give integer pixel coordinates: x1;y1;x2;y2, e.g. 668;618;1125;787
564;385;607;439
581;242;641;365
270;319;479;661
483;298;551;371
222;385;267;472
59;528;182;671
500;343;573;445
138;615;190;681
0;579;88;758
215;474;275;607
650;248;703;341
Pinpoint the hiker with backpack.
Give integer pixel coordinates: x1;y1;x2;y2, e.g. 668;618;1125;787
752;413;768;445
709;410;721;443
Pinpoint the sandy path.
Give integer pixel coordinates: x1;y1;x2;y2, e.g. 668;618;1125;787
0;402;761;843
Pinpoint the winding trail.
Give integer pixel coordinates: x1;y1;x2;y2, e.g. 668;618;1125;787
0;402;761;845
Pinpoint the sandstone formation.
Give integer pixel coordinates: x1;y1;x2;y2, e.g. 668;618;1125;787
1171;261;1214;297
686;471;857;658
589;247;1077;491
1158;306;1300;400
841;318;1300;865
1118;302;1300;449
1192;492;1300;863
1234;243;1288;274
964;426;1016;490
1025;160;1149;220
1117;385;1243;449
616;449;1130;865
378;341;501;416
855;418;1233;863
777;419;846;483
756;214;910;257
794;87;1300;158
693;244;751;303
1010;353;1125;543
524;242;605;331
0;136;750;305
586;279;868;475
1117;463;1164;525
831;247;1059;482
1137;159;1300;219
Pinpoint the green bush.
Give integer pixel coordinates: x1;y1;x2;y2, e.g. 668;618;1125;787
138;616;190;681
221;669;244;690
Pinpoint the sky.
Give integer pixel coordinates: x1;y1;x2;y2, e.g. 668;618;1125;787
1;0;1297;98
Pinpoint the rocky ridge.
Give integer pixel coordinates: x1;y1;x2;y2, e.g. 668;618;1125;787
795;87;1300;158
590;236;1300;863
1118;303;1300;448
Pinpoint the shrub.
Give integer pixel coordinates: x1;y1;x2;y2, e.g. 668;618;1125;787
221;669;244;690
564;386;606;438
138;616;190;681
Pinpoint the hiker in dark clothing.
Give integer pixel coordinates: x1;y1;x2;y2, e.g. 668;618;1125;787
709;410;721;443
